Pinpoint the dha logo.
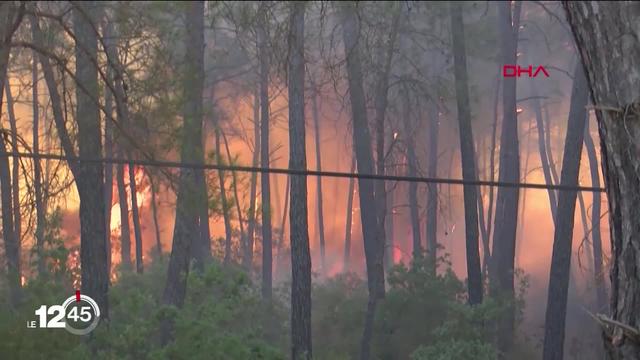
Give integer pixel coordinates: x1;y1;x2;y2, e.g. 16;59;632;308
503;65;550;78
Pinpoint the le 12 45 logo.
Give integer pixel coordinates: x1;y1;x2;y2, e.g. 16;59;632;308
27;290;101;335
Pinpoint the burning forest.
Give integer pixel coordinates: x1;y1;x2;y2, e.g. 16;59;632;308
0;1;639;360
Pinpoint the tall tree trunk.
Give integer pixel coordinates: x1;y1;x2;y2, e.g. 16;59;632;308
0;7;21;304
531;81;558;225
341;4;386;359
148;172;162;259
288;3;311;358
161;1;204;344
276;174;290;277
563;3;640;357
4;82;20;258
402;90;422;259
74;1;109;318
244;92;260;270
484;66;502;275
490;2;521;354
258;17;273;301
344;156;356;273
222;130;247;268
426;101;439;269
373;4;399;279
103;61;114;276
450;1;483;305
129;163;143;274
311;84;326;274
584;118;606;312
542;64;589;360
116;157;132;270
216;127;233;265
32;50;45;277
385;181;394;271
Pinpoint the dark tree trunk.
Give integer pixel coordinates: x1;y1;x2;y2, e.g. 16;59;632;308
148;172;162;259
0;13;21;304
344;156;356;273
222;131;247;268
161;1;204;344
484;67;502;275
341;4;386;359
531;81;558;225
4;82;20;259
258;17;273;301
311;84;326;274
402;90;421;259
563;3;640;358
385;181;394;271
128;164;143;274
244;92;260;271
216;127;233;265
426;102;439;269
542;64;589;360
103;59;114;276
450;1;482;305
32;50;45;277
288;3;312;358
116;158;132;270
584;118;606;312
489;2;521;354
74;1;109;318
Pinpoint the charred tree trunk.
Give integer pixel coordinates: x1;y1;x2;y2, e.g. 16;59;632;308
311;84;326;274
4;82;20;259
258;17;273;301
74;1;109;318
288;3;312;358
128;163;143;274
484;66;501;275
344;156;356;273
148;172;162;259
103;60;114;275
542;64;589;360
584;118;606;312
216;127;233;265
490;2;521;354
116;157;132;270
32;50;45;277
222;131;247;268
341;3;386;359
402;90;422;259
450;1;483;305
0;10;21;304
244;92;260;270
426;102;439;269
161;1;204;344
563;3;640;357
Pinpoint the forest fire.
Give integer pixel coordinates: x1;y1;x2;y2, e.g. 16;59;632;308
0;2;637;360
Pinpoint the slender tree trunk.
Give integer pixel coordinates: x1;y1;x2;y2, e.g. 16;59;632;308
74;1;109;318
148;172;162;259
32;51;45;277
116;157;131;270
531;81;558;225
490;2;521;354
385;181;394;271
258;18;273;301
584;118;606;312
564;4;640;357
542;63;589;360
216;127;233;265
288;3;311;358
484;66;502;275
4;82;20;259
128;163;143;274
402;91;421;259
277;174;290;277
0;11;21;304
103;62;113;276
426;101;439;269
344;156;356;273
222;131;247;268
341;4;385;359
450;1;482;305
161;1;204;344
244;92;260;271
311;84;326;274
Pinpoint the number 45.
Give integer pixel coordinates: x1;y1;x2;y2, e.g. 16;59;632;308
67;306;92;322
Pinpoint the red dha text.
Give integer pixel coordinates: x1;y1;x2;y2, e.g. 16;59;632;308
503;65;550;78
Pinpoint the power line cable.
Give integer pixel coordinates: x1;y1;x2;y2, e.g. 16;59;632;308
2;151;606;193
